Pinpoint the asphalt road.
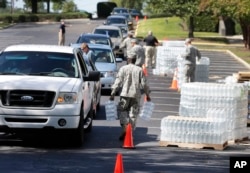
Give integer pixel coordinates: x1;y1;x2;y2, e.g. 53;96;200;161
0;19;249;173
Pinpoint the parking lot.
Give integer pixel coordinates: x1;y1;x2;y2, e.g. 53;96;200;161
0;19;249;173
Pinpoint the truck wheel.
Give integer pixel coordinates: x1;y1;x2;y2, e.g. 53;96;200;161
72;107;84;147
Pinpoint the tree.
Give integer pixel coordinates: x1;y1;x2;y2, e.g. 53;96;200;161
23;0;66;13
145;0;201;38
0;0;7;8
110;0;144;11
52;1;63;12
199;0;250;49
62;0;77;13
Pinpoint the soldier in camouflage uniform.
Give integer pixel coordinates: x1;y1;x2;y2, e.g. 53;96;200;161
130;38;145;67
119;31;134;59
110;54;151;141
182;38;201;82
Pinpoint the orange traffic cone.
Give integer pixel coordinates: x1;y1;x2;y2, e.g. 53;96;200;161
142;64;148;76
144;15;147;20
135;16;139;22
114;153;124;173
169;68;178;90
123;123;135;149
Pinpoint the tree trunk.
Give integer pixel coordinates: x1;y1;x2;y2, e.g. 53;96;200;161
239;18;250;49
31;0;38;13
247;25;250;49
188;16;194;38
46;0;50;13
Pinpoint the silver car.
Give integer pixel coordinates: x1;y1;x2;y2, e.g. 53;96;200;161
92;25;125;59
104;15;129;35
87;44;122;91
71;43;122;91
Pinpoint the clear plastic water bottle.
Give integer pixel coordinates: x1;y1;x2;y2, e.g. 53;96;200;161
105;101;117;121
139;101;155;121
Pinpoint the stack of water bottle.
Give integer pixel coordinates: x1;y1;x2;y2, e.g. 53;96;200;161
195;57;210;82
139;101;155;121
105;100;118;121
243;81;250;122
177;56;210;89
161;40;185;47
153;46;186;76
160;82;248;144
160;116;227;144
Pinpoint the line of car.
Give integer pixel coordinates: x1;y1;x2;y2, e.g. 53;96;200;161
0;7;138;146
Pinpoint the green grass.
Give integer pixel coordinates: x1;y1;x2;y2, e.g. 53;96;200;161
136;17;250;64
136;17;221;40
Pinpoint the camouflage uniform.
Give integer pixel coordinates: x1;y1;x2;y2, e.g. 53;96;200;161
182;41;201;82
111;63;150;132
120;36;133;58
130;44;145;67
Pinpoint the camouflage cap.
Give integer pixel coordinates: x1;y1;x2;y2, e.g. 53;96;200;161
131;38;138;43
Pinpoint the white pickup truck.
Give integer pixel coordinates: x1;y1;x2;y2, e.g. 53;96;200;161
0;44;100;146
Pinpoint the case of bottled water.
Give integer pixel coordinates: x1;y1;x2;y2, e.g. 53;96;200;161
139;101;155;121
105;101;118;121
160;82;249;145
160;116;228;144
178;82;248;141
155;46;186;77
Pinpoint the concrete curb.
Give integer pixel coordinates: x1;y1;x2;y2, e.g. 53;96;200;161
226;50;250;70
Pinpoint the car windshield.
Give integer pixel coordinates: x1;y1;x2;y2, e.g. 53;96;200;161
0;51;79;78
77;36;110;46
113;8;128;14
118;14;132;21
90;48;115;64
107;18;126;24
94;29;120;38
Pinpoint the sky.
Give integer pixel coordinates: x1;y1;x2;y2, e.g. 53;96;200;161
14;0;108;13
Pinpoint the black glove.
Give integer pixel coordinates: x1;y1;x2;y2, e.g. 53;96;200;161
110;95;114;101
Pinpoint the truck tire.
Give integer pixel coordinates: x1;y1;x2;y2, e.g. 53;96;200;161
72;106;84;147
85;103;94;133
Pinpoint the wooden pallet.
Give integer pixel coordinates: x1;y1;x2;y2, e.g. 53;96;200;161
159;141;228;151
238;71;250;77
228;137;249;144
234;71;250;82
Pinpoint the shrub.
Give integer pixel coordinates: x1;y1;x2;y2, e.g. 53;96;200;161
18;15;26;22
29;15;39;22
4;16;12;23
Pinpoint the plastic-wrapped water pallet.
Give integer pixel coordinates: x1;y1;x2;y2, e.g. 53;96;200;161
155;46;186;76
162;40;185;47
159;116;228;150
179;82;249;142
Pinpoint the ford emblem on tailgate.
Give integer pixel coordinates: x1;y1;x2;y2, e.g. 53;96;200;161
21;96;34;101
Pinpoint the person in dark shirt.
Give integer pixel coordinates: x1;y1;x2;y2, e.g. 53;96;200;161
58;20;71;46
143;31;159;69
